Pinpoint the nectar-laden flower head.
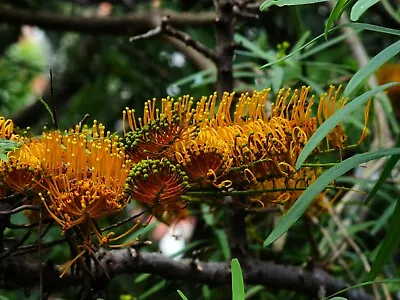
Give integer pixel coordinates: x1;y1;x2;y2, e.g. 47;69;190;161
37;121;132;233
125;158;189;220
121;95;196;163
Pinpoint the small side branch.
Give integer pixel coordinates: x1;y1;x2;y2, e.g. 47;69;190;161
131;16;216;62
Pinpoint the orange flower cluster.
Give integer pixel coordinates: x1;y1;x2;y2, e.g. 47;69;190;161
0;120;132;242
0;86;365;241
122;86;355;211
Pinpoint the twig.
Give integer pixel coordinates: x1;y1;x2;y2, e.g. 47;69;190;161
0;205;40;216
131;16;217;61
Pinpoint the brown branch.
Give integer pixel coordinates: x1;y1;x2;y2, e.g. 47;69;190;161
0;205;40;216
0;250;372;299
215;0;235;96
0;4;216;35
161;17;216;61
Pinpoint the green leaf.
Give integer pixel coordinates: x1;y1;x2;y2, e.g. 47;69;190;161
343;22;400;36
371;201;395;235
350;0;379;21
177;290;189;300
260;0;328;10
234;34;275;62
330;298;348;300
262;23;400;68
295;82;400;169
272;66;284;93
344;40;400;96
0;139;20;162
324;278;400;299
364;137;400;204
231;259;245;300
264;148;400;247
37;97;56;126
140;280;166;299
368;195;400;280
324;0;348;38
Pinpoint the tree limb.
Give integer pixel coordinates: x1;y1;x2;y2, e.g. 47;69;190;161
0;4;216;35
0;250;372;299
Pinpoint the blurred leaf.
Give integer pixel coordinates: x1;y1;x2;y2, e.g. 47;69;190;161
364;137;400;204
369;195;400;280
296;82;400;169
350;0;379;21
324;0;348;38
260;0;328;10
215;229;231;260
231;259;245;300
343;22;400;35
324;279;400;299
344;40;400;96
177;290;189;300
264;148;400;247
234;34;275;62
371;201;395;236
38;97;56;126
272;66;284;93
140;280;166;299
262;23;400;68
0;139;20;162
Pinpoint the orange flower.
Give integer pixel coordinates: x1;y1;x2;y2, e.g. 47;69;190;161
125;158;189;218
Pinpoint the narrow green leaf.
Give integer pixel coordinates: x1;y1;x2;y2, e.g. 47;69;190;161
234;34;275;62
368;195;400;280
231;259;245;300
177;290;189;300
343;22;400;36
344;40;400;96
295;82;400;169
37;97;56;125
260;0;328;10
272;66;284;93
262;23;400;68
324;278;400;299
364;137;400;204
324;0;348;38
371;201;395;235
330;298;348;300
215;229;231;260
140;279;166;299
350;0;379;21
264;148;400;247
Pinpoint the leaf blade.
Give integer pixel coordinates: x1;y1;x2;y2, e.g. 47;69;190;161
295;82;400;170
264;148;400;247
344;40;400;96
231;258;245;300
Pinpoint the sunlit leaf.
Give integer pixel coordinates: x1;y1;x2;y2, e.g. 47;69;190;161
177;290;189;300
231;259;245;300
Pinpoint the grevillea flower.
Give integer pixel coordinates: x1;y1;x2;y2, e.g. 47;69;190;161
121;96;196;163
125;158;189;219
0;138;45;193
38;121;132;234
0;116;15;140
